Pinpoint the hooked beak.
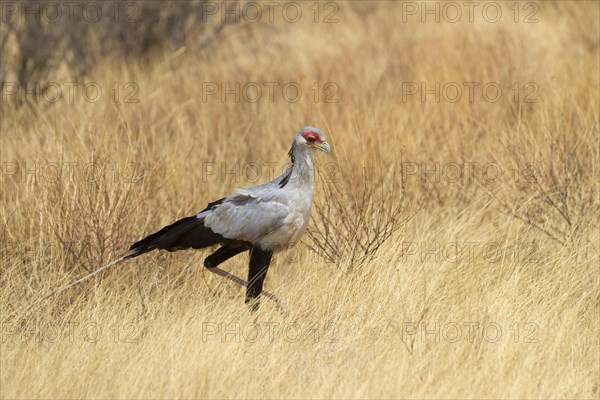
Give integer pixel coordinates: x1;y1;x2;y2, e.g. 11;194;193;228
315;141;331;154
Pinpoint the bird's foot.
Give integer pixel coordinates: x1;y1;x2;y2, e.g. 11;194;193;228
260;291;290;316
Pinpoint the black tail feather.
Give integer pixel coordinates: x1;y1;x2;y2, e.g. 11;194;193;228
128;216;226;258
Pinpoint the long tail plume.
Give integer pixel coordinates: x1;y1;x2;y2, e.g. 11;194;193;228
4;252;137;324
43;252;136;300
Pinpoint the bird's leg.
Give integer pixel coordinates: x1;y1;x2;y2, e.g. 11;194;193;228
205;245;287;313
204;244;249;287
209;267;248;287
209;267;288;313
246;246;273;312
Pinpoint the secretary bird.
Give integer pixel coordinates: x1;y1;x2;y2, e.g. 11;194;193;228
52;126;330;311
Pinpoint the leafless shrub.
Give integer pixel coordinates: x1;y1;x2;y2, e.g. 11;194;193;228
40;157;146;275
486;124;599;246
307;157;420;267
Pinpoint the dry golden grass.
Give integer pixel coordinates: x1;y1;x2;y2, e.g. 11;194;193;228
1;1;599;398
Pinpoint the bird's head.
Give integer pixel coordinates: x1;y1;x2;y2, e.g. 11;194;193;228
289;127;331;161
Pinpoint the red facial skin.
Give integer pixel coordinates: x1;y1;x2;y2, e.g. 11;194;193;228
302;131;324;145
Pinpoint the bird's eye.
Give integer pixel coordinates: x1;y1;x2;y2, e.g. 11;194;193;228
306;136;316;143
